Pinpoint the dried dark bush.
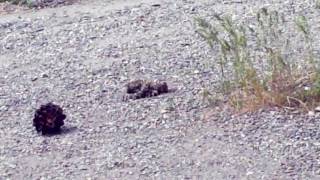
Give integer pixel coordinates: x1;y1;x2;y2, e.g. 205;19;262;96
33;103;66;135
123;80;169;100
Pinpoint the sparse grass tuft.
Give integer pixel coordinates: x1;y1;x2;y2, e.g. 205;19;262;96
196;8;320;113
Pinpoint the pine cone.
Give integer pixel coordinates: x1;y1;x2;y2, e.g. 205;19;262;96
33;103;66;135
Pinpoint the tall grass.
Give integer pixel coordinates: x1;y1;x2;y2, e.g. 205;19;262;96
196;8;320;112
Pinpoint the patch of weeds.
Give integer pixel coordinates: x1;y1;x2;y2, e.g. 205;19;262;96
196;8;320;113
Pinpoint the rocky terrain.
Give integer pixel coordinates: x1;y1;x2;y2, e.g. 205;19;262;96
1;0;320;179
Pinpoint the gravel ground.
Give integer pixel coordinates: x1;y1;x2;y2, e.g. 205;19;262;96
1;0;320;179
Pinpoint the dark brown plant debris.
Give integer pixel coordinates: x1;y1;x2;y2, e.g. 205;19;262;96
123;80;169;101
33;103;66;135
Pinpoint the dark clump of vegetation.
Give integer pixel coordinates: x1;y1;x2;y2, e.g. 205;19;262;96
196;7;320;113
123;80;169;101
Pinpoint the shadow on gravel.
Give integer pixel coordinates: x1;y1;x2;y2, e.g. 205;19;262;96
61;126;77;134
41;126;77;137
168;88;177;93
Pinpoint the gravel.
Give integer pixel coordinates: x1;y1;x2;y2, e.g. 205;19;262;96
1;0;320;179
